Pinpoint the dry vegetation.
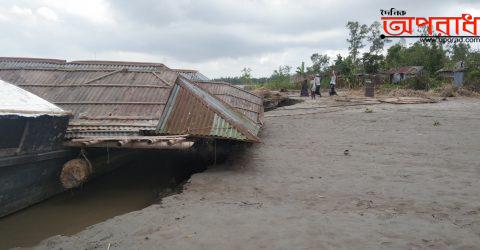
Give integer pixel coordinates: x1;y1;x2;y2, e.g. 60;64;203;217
344;84;480;99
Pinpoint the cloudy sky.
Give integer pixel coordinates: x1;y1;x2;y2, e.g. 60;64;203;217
0;0;478;77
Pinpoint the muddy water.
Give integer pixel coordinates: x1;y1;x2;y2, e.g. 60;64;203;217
0;150;206;250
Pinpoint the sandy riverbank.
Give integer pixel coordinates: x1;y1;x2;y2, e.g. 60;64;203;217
32;97;480;250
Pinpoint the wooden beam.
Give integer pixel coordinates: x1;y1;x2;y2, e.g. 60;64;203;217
152;72;172;86
81;69;123;84
64;140;194;149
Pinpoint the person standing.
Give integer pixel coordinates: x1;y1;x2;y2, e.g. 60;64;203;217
300;78;309;97
314;74;321;96
310;75;317;99
329;70;337;96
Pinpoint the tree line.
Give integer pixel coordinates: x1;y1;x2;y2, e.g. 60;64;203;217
214;20;480;90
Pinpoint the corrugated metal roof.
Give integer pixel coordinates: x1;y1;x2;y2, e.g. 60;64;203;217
0;57;263;142
0;57;66;70
173;69;210;81
196;81;263;125
67;60;167;71
157;77;261;142
0;57;168;72
0;58;177;138
436;61;466;73
388;66;424;74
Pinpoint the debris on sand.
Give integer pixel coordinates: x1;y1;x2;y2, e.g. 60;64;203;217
334;96;380;104
380;97;438;104
253;88;295;110
379;88;432;98
364;108;373;113
439;84;457;97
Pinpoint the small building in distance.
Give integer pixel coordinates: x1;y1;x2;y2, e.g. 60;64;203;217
388;66;424;84
436;61;466;87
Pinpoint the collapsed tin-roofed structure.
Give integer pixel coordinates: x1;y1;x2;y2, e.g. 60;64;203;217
172;69;263;127
0;57;264;216
158;78;261;142
0;57;263;146
196;81;263;126
173;69;210;82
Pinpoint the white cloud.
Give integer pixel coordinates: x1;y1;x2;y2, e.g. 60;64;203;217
36;7;58;21
0;12;9;22
10;5;33;17
0;0;478;77
41;0;115;24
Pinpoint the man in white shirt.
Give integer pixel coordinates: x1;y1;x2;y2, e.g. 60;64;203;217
310;75;317;100
314;74;321;97
329;70;337;96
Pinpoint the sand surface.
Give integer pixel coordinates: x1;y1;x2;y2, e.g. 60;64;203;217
32;97;480;250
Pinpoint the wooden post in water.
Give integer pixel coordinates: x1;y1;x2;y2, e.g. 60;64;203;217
59;150;137;189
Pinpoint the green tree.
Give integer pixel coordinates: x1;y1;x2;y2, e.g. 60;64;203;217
265;65;293;90
333;54;354;76
271;65;291;84
367;21;390;55
240;67;253;84
296;61;307;77
415;42;445;75
346;21;368;66
362;53;384;74
464;50;480;91
466;50;480;70
271;65;291;79
309;53;330;74
450;42;470;62
386;43;406;68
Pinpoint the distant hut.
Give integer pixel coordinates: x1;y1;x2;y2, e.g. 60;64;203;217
388;66;424;83
436;61;466;87
354;72;370;86
354;72;388;87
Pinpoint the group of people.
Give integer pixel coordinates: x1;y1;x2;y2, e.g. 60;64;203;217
306;70;337;99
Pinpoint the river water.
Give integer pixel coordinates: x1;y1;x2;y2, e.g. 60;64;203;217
0;150;206;249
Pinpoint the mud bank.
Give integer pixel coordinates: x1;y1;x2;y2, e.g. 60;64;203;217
33;97;480;249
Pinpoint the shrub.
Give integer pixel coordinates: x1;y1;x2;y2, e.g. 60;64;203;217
260;79;299;90
404;74;429;90
427;77;445;90
438;84;456;97
465;70;480;92
378;83;404;91
457;87;480;97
